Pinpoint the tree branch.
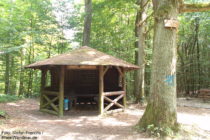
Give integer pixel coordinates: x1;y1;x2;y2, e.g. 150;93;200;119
179;3;210;13
142;0;151;9
136;12;154;27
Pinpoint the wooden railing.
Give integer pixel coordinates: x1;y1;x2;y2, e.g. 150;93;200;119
103;90;125;113
103;91;125;96
42;90;59;96
40;90;59;115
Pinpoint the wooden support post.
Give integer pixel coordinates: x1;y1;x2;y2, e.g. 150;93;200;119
59;66;65;117
122;68;127;108
40;69;47;110
99;66;104;115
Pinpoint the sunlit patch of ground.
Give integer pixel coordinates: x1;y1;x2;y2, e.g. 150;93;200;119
176;98;210;140
0;98;210;140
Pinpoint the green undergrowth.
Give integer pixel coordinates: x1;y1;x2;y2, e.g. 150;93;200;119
0;94;23;103
0;110;9;123
135;124;179;138
0;110;7;118
134;123;207;139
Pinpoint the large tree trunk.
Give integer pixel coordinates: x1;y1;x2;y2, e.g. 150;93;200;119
137;0;210;135
82;0;92;46
138;0;179;131
134;0;148;103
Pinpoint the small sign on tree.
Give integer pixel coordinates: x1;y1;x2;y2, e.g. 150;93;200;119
164;19;179;29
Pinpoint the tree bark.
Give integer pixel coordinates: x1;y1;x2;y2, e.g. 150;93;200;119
82;0;92;46
134;0;148;103
138;0;179;132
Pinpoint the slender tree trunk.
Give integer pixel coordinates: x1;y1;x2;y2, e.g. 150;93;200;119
27;10;34;97
208;49;210;88
27;46;34;97
10;55;16;95
195;18;200;91
48;37;52;58
82;0;92;46
134;0;148;103
4;53;10;94
138;0;179;131
18;49;24;96
184;43;189;95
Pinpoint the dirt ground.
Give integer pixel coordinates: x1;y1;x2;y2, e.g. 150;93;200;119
0;98;210;140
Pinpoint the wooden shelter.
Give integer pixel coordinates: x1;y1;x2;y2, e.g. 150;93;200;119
26;46;139;116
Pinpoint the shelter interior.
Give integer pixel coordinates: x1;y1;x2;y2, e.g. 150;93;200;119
41;66;125;116
47;67;123;94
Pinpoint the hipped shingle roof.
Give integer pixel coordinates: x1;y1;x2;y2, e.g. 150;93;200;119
25;46;139;70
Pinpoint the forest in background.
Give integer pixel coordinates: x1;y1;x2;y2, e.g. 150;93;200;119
0;0;209;100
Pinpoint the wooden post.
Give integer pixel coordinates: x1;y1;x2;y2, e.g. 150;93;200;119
59;66;65;117
40;69;47;110
122;68;127;108
99;66;104;115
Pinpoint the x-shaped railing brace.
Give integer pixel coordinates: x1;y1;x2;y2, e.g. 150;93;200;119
42;95;59;112
104;94;124;112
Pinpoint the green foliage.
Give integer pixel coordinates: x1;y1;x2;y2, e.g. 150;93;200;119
136;124;176;138
0;94;22;103
177;11;210;95
0;110;8;119
0;0;154;99
0;0;70;96
147;124;175;137
69;0;140;96
0;110;8;120
0;110;6;116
